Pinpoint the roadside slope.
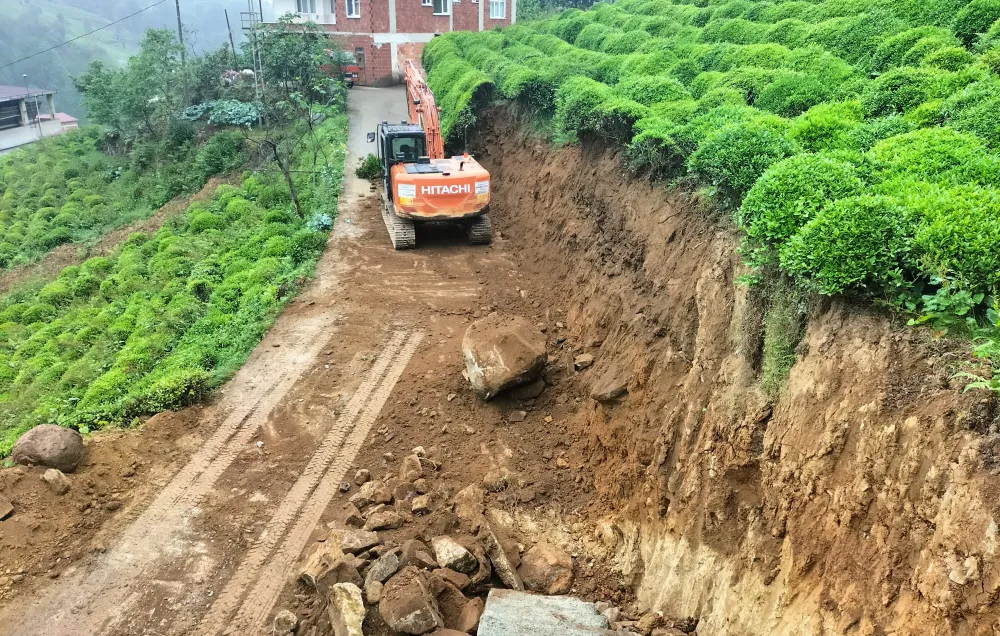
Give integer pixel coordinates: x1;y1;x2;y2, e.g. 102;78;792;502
473;110;1000;635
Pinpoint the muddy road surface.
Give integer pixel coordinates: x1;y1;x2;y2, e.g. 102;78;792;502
0;87;561;635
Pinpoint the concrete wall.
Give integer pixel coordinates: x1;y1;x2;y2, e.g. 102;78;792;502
0;119;65;154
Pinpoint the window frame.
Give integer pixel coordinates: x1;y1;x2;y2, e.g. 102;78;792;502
422;0;432;6
346;0;361;17
433;0;451;16
489;0;504;18
296;0;317;13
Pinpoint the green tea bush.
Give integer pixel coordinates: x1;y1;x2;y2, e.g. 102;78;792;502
425;0;1000;359
688;118;798;196
740;153;865;248
780;195;912;294
614;75;691;105
0;112;348;455
955;0;1000;47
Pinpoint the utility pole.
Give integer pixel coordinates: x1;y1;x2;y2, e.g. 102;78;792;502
175;0;189;105
22;74;39;140
225;9;237;63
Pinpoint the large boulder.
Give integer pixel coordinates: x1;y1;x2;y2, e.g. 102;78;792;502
462;315;547;400
517;543;574;595
12;425;83;472
379;567;443;634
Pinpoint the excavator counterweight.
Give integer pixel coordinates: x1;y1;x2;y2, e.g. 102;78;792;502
366;61;492;249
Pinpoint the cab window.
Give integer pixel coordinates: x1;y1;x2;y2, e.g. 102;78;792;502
391;137;426;162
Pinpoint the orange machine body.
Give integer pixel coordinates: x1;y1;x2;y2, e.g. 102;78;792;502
387;61;490;221
390;154;490;220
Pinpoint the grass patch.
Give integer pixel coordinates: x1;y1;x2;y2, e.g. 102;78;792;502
761;276;806;399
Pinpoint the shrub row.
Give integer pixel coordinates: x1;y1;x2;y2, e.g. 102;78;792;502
423;0;1000;334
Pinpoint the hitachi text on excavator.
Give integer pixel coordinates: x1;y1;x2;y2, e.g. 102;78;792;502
366;60;492;249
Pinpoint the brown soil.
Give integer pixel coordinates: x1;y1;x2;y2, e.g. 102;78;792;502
0;175;234;295
1;101;999;636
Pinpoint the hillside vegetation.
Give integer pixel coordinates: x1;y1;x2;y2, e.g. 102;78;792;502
0;22;351;454
424;0;1000;385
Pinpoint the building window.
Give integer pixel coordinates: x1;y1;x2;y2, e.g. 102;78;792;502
433;0;451;15
296;0;316;12
346;0;360;17
489;0;504;18
422;0;432;5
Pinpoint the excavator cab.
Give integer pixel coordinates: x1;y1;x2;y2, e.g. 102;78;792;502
365;68;493;250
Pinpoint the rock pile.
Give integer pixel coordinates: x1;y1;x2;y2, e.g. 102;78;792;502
287;448;577;636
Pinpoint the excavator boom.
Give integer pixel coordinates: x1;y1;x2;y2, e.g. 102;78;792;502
404;60;444;160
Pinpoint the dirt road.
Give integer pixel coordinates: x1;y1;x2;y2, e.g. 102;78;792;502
0;87;532;635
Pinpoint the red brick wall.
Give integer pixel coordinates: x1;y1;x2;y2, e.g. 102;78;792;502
319;0;513;84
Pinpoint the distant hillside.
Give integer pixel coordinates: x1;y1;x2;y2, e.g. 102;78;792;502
0;0;260;120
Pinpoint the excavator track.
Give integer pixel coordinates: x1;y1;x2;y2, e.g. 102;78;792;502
382;200;416;250
467;214;493;245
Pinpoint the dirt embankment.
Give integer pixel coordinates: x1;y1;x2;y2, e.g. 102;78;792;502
473;109;1000;635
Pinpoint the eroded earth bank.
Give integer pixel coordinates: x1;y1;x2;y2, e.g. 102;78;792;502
473;109;1000;636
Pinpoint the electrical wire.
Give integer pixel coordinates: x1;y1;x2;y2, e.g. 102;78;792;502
0;0;173;71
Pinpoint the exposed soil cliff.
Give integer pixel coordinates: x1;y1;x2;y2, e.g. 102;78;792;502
472;109;1000;635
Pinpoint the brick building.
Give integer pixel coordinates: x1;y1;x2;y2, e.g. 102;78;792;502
271;0;516;85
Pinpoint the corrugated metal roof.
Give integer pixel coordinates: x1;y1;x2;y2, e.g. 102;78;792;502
0;85;55;101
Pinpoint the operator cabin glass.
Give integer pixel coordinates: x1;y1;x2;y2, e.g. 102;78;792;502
391;137;427;162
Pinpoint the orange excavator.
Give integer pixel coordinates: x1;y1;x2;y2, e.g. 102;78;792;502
366;60;492;249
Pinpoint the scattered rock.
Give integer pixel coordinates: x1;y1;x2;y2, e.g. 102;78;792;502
350;481;392;510
412;446;427;457
402;539;439;570
517;543;574;595
273;609;298;633
337;529;381;554
301;540;361;593
432;568;471;591
637;611;668;633
379;567;443;634
483;524;524;591
364;579;384;604
601;606;620;624
452;485;485;532
508;378;546;400
365;510;404;531
366;550;401;585
466;543;493;592
590;365;628;402
393;480;418;502
42;469;71;495
431;536;479;574
477;589;609;636
429;575;474;632
400;454;423;482
343;504;365;528
555;457;570;469
457;597;485;633
507;411;527;423
573;354;594;371
328;582;365;636
12;425;84;472
462;315;547;400
0;494;13;520
412;494;433;515
355;469;371;485
414;478;430;494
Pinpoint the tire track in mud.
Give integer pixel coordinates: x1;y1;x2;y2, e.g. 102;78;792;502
6;334;333;636
200;330;424;636
196;329;410;635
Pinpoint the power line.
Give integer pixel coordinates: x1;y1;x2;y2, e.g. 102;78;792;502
0;0;173;71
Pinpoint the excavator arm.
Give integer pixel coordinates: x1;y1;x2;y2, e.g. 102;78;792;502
404;60;444;160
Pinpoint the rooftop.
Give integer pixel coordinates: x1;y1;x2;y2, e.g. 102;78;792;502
0;85;55;101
